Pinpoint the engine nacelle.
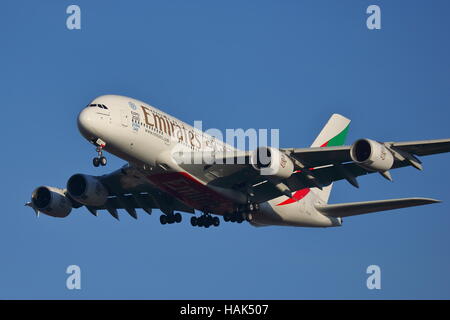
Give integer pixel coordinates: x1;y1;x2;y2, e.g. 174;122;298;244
31;186;72;218
350;139;394;172
67;174;108;206
250;147;294;179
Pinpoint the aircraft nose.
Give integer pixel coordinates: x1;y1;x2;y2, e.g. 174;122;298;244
77;108;96;138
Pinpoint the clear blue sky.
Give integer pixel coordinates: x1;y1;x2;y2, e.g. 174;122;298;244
1;0;449;299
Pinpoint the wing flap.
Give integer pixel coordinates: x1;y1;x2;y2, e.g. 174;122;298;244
315;197;440;218
392;138;450;156
96;193;194;214
282;146;351;167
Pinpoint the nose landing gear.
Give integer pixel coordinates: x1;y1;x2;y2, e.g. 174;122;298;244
92;140;107;167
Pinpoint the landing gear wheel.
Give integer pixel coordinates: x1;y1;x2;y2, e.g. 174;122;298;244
92;142;106;168
99;156;107;166
224;213;230;222
191;216;197;226
213;216;220;227
201;215;210;228
174;212;182;223
160;214;167;225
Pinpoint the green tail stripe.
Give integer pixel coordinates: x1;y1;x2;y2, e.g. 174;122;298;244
327;125;349;147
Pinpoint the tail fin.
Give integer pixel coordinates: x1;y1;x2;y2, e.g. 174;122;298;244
310;114;351;203
311;114;351;148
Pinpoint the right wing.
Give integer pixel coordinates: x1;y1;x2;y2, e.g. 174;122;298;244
75;166;194;220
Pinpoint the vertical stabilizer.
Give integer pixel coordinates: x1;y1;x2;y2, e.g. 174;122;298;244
310;114;350;203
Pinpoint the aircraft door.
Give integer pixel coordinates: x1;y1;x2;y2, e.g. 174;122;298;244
120;109;129;127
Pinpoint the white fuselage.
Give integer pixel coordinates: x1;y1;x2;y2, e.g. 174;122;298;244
78;95;341;228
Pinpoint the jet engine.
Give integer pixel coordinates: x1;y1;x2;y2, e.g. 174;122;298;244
66;174;108;206
31;186;72;218
250;147;294;179
350;139;394;172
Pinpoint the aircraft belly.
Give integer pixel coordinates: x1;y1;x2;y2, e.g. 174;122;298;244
146;171;235;215
251;194;339;227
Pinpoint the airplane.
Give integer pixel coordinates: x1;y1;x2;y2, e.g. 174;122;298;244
26;95;450;228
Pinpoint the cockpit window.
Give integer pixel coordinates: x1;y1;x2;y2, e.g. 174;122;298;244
88;103;109;110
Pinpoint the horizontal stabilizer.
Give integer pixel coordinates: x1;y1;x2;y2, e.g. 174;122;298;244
315;197;440;218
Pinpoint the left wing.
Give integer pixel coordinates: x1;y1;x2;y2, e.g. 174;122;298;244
282;138;450;168
177;138;450;203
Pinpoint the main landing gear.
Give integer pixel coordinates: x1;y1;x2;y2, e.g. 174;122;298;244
224;203;259;223
223;211;244;223
160;212;182;225
93;142;107;167
190;214;220;228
